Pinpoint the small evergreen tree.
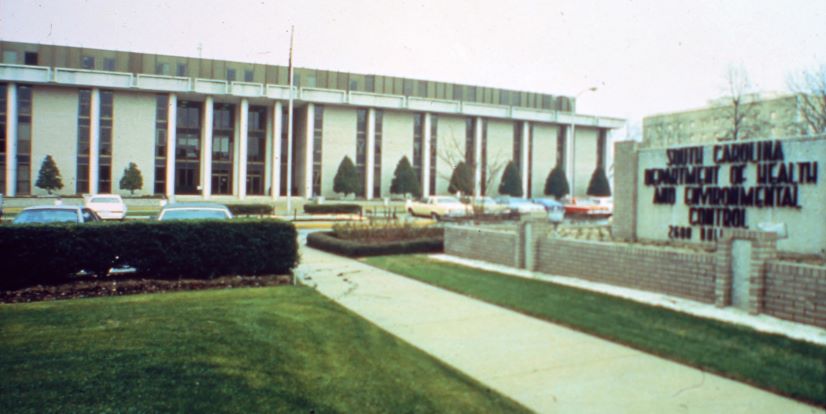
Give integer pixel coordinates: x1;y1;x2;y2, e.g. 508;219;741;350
35;155;63;195
498;160;523;197
333;156;362;197
119;162;144;195
390;156;420;197
587;167;612;197
544;165;570;200
448;161;474;195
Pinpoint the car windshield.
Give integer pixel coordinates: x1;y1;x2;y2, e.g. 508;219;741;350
89;197;121;204
160;209;229;221
14;209;78;224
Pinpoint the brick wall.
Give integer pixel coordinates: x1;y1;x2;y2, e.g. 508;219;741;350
764;262;826;328
534;238;717;303
445;226;518;267
444;220;826;329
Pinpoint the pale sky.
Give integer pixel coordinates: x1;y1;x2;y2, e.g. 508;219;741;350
2;0;825;132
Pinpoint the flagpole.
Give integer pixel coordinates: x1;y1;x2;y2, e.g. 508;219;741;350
286;25;294;214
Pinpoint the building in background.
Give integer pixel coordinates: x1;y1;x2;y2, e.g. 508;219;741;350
642;93;811;148
1;40;623;200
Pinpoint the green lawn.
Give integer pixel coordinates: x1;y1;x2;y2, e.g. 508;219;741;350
0;286;528;414
365;255;826;407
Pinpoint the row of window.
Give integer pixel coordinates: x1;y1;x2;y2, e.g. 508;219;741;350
16;85;32;195
312;106;324;196
2;43;573;111
1;83;605;197
152;98;292;196
353;108;387;197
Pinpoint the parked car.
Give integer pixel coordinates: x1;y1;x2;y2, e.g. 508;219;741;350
531;197;566;223
84;194;127;220
157;202;233;221
470;196;510;215
12;205;101;224
564;197;613;217
406;196;469;220
494;197;546;215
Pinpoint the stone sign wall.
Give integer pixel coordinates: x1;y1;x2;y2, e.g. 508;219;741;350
617;136;824;254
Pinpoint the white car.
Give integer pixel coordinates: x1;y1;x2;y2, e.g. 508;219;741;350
84;194;127;220
406;196;469;220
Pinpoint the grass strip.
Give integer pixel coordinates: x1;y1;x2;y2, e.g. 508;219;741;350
0;286;529;414
365;255;826;406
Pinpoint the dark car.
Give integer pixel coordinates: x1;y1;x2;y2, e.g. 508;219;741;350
13;205;101;224
157;202;233;221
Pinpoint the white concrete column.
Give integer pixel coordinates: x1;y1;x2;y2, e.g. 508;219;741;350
271;102;282;199
474;117;483;197
5;83;17;196
365;108;376;200
165;93;177;198
521;121;530;197
565;124;575;196
201;96;214;199
422;113;431;196
238;98;249;200
89;88;101;195
304;103;314;198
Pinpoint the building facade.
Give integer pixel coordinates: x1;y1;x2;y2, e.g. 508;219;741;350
1;41;623;200
642;94;811;148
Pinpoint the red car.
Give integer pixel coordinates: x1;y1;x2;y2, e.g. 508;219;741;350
564;197;613;217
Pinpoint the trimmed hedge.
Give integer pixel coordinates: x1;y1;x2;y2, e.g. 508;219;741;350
306;231;442;257
0;220;298;290
226;204;275;216
304;204;362;215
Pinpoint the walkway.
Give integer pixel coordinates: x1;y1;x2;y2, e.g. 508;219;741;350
296;246;822;414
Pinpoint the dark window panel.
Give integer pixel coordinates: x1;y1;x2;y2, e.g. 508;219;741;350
81;55;95;69
465;118;475;166
24;52;38;65
373;110;382;197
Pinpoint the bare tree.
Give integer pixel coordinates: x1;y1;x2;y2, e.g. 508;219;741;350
788;65;826;135
718;65;768;141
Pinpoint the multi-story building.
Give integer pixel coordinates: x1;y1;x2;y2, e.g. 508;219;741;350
642;93;810;148
0;40;623;200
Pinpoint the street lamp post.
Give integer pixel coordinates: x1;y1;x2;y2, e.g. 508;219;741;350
570;86;597;197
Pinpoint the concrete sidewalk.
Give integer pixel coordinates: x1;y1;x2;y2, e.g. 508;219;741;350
296;246;822;414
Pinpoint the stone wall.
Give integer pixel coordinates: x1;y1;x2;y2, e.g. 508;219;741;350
764;262;826;328
444;226;518;268
535;238;716;303
612;141;638;241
